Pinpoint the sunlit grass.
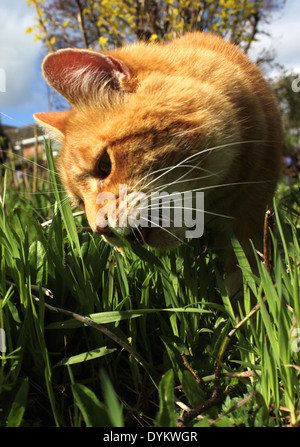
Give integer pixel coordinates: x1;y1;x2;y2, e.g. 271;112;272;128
0;140;299;427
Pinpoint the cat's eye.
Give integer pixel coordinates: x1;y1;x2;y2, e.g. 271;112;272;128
97;151;112;179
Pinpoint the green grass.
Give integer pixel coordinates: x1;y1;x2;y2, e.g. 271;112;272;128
0;140;299;427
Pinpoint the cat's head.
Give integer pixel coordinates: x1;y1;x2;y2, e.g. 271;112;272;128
34;47;233;248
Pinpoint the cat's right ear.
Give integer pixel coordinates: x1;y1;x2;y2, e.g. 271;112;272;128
41;49;132;106
33;111;71;140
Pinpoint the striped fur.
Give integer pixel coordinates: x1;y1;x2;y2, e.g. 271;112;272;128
34;33;282;297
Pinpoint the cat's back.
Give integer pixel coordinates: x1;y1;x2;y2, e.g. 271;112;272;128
171;33;273;96
112;32;278;124
113;32;258;80
169;32;247;63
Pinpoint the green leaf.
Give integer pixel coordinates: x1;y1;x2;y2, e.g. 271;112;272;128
44;139;82;255
230;232;257;295
100;370;124;427
55;347;117;366
181;370;206;408
111;227;165;272
6;378;29;427
115;251;129;299
155;370;176;427
46;307;210;329
72;383;111;427
161;335;188;379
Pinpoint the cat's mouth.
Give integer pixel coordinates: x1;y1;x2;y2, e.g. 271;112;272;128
103;226;150;246
102;225;180;250
126;226;151;245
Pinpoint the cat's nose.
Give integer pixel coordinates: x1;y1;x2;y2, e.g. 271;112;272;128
95;210;111;235
95;224;111;235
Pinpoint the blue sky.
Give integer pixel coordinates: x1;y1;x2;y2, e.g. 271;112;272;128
0;0;300;128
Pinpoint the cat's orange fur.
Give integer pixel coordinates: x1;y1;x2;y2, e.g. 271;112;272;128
34;32;282;298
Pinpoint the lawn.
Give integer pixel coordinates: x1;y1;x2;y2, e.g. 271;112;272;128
0;140;299;427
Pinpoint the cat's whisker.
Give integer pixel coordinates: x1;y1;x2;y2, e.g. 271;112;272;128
152;171;222;194
138;215;189;247
140;139;275;192
0;163;62;187
141;179;267;209
172;179;268;195
41;209;85;228
133;224;147;245
176;164;218;173
8;151;59;176
170;124;205;137
31;196;69;211
131;157;158;192
137;200;234;220
127;159;141;196
20;188;66;195
52;197;72;212
139;144;223;191
168;158;223;191
131;162;216;192
142;158;156;191
137;176;269;223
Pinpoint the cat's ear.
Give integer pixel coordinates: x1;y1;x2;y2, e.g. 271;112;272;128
33;111;71;140
41;49;132;106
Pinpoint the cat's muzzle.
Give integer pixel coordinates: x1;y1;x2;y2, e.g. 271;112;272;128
96;223;150;246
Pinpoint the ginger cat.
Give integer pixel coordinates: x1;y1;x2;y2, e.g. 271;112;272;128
34;32;282;298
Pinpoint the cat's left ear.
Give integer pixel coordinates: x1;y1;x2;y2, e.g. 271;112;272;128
33;110;71;140
41;49;132;106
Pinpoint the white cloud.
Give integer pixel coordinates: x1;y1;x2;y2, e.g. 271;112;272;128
271;0;300;73
250;0;300;74
0;1;43;108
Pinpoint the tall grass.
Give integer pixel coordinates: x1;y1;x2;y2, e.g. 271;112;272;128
0;140;299;427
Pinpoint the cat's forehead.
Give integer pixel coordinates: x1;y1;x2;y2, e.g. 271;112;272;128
65;110;107;144
66;107;149;149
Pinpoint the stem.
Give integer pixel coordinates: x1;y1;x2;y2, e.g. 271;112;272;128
32;295;160;383
75;0;89;48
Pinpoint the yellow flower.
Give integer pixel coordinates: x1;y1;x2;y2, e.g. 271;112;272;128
98;36;108;45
